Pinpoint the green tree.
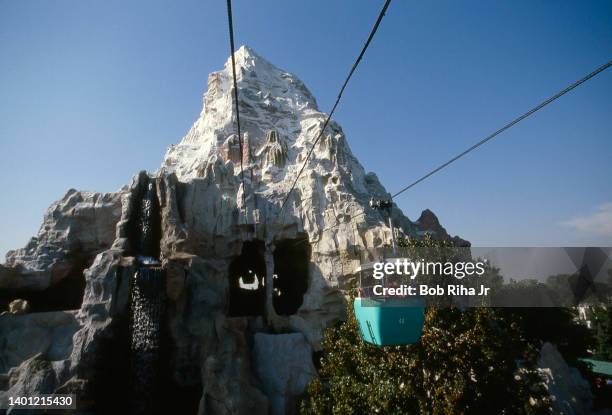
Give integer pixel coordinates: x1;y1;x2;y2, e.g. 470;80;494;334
301;235;551;414
592;306;612;360
301;301;550;414
498;307;593;366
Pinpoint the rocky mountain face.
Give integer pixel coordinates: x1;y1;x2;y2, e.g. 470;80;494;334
0;46;464;414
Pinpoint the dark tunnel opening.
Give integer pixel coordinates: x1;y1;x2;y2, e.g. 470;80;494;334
227;238;311;317
228;240;266;317
0;251;91;313
273;237;310;316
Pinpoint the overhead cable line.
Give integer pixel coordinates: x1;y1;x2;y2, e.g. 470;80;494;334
300;59;612;240
391;59;612;199
226;0;247;212
276;0;393;222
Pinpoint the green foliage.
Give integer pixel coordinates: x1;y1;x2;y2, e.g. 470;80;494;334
592;306;612;360
301;235;552;415
301;302;550;414
498;307;594;366
591;269;612;361
545;273;612;306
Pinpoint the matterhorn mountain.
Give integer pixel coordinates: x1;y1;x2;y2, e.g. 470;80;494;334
161;45;462;252
163;45;322;180
0;46;462;414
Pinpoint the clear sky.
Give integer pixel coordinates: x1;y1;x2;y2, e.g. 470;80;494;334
1;0;611;259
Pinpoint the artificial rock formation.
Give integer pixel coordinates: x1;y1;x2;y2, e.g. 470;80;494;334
261;130;288;168
2;189;123;292
537;343;593;415
7;299;30;315
1;46;465;414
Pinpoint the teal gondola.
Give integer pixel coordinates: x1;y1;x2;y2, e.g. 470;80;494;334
353;261;425;346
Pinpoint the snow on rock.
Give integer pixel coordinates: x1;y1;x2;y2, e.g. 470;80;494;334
163;45;320;181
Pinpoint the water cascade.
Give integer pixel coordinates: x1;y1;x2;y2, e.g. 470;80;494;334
128;177;166;414
133;180;161;263
129;266;166;414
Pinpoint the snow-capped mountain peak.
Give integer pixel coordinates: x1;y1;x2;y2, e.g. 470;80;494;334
162;45;322;179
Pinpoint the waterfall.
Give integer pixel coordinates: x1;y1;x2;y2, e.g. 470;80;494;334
135;180;161;263
129;266;166;415
128;176;166;414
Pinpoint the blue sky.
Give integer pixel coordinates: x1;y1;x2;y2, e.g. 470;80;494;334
1;0;611;259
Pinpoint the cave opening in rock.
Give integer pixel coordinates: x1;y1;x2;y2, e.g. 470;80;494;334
228;240;266;317
273;237;310;316
0;251;91;313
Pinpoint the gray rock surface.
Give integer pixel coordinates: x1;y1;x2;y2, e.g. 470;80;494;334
2;189;123;292
7;299;30;315
537;342;593;415
252;333;317;415
0;311;78;374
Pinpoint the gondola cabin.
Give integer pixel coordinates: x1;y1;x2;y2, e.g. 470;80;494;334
353;260;425;346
